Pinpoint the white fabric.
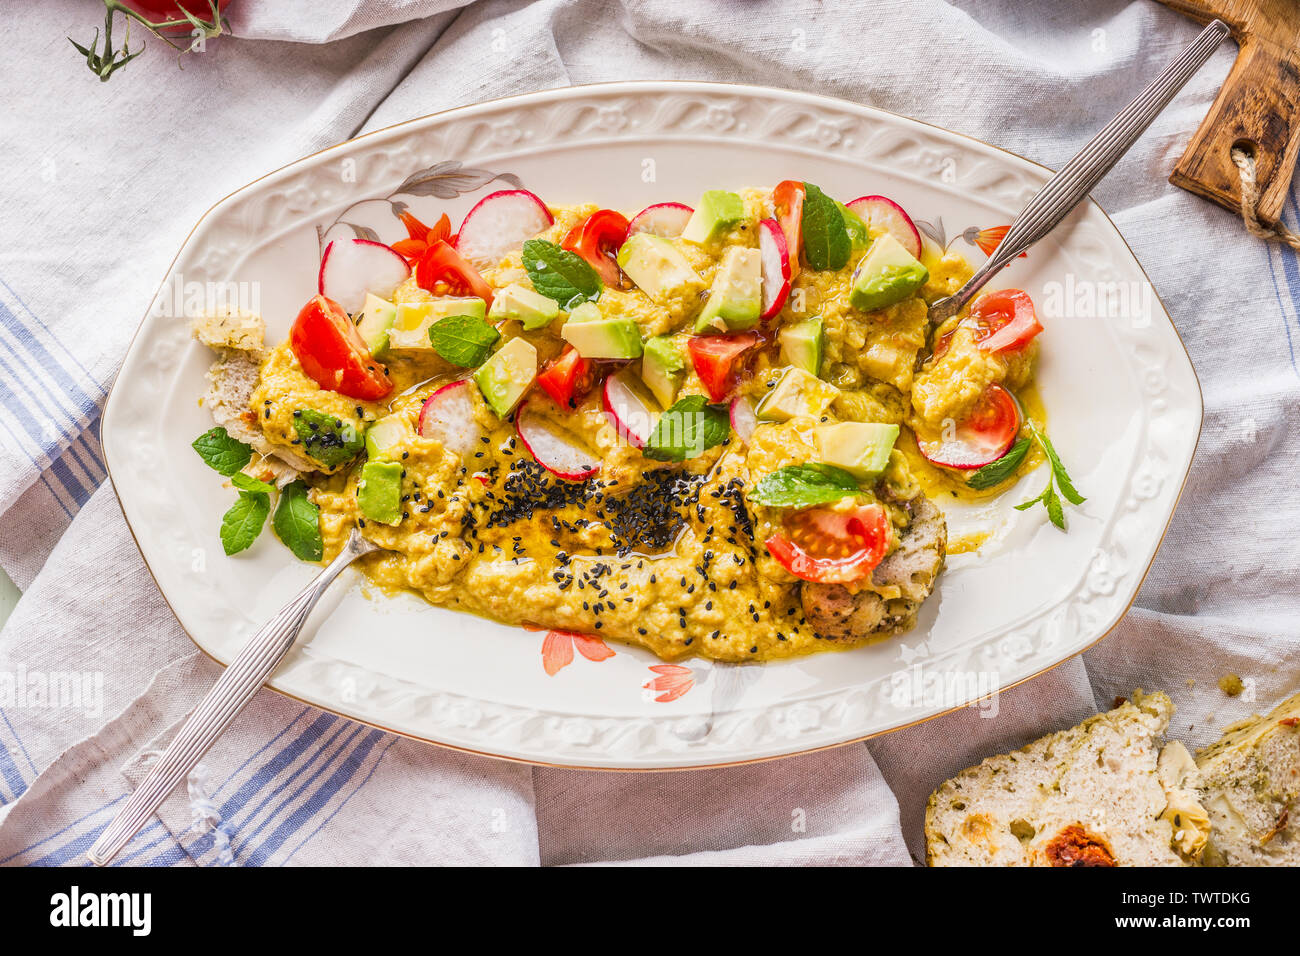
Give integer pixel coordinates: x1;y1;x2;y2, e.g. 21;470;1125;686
0;0;1297;867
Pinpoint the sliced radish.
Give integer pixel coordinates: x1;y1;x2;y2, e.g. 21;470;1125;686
456;189;554;270
318;238;411;315
625;202;694;240
845;196;922;260
729;396;758;442
602;368;660;448
417;379;484;458
916;384;1021;470
757;218;791;320
515;402;600;481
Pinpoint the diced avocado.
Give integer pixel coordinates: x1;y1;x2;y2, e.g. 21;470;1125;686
388;296;487;350
356;460;404;526
472;337;537;417
778;317;824;376
835;200;872;254
754;367;840;423
641;335;686;408
694;246;762;333
815;422;900;480
488;283;560;330
355;293;398;359
681;190;746;244
364;413;410;461
849;234;929;312
616;233;702;301
560;303;643;359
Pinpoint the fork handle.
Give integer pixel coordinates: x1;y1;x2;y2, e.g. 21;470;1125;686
87;532;370;866
941;19;1229;319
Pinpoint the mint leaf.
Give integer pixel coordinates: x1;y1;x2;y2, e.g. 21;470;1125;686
522;239;603;308
220;491;270;555
193;427;252;476
1044;481;1065;530
643;395;730;462
967;438;1030;490
230;472;276;496
800;183;851;271
273;480;323;562
1028;422;1085;505
749;464;860;508
293;409;364;469
1014;486;1047;512
428;313;500;367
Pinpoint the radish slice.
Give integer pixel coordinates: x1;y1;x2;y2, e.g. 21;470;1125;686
625;202;694;240
729;396;758;442
456;189;554;270
418;380;484;458
916;384;1021;470
602;368;660;448
515;402;600;481
845;196;923;259
757;218;791;320
318;238;411;315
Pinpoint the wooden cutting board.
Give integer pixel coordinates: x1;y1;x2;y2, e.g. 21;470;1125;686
1157;0;1300;224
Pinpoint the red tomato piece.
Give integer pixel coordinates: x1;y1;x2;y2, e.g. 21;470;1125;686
765;504;892;584
969;288;1043;354
772;180;806;279
916;384;1021;470
562;209;630;286
536;346;593;409
392;212;451;264
686;332;761;402
289;295;393;401
414;240;494;308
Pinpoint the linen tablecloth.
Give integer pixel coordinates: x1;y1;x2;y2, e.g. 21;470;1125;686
1;0;1297;865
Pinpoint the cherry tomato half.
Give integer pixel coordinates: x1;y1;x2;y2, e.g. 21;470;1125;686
916;383;1021;470
970;288;1042;354
414;239;494;308
289;295;393;401
766;503;892;584
536;346;594;409
772;180;806;279
562;210;630;286
686;332;761;402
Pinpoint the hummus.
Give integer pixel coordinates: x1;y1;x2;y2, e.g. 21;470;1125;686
229;186;1042;662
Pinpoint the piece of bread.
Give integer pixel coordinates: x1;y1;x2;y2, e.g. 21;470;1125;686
925;691;1201;866
193;311;312;481
1195;691;1300;866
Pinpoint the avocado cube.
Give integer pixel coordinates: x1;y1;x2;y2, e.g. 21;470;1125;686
778;317;824;376
694;246;762;333
616;233;702;301
849;234;929;312
754;367;840;423
835;200;872;254
473;337;537;417
355;293;398;359
488;283;561;330
356;460;404;526
681;190;746;245
641;335;686;408
388;296;487;350
364;413;410;461
560;303;643;359
815;422;900;480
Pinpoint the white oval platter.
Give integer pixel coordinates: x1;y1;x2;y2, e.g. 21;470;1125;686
102;82;1201;769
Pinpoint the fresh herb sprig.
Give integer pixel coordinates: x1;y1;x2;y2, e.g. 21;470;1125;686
428;314;500;367
971;422;1084;531
749;464;860;508
522;239;603;309
194;427;323;559
642;396;730;462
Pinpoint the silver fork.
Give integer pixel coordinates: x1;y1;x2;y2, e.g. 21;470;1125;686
927;18;1229;326
87;528;379;866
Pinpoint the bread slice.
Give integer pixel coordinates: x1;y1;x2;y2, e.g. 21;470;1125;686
926;691;1200;866
193;311;312;481
1196;691;1300;866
